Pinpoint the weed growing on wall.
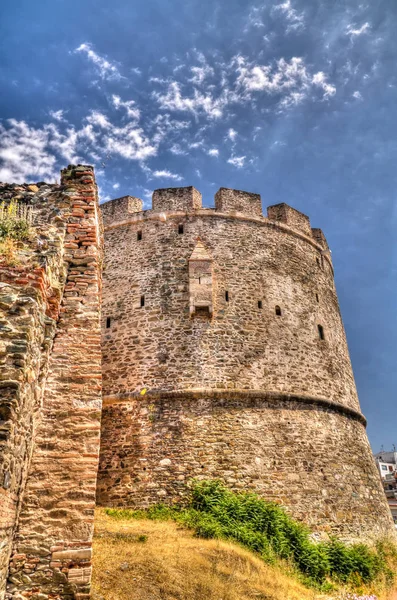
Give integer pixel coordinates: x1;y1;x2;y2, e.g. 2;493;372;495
105;480;395;591
0;199;34;265
0;199;33;241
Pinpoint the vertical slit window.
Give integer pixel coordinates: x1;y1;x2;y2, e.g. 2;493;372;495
225;291;229;302
275;305;281;316
137;230;142;241
106;317;111;329
316;293;319;303
178;223;184;234
140;295;145;307
318;324;325;340
258;300;263;309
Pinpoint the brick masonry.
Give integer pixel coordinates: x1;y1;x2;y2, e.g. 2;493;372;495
0;165;102;600
98;186;395;540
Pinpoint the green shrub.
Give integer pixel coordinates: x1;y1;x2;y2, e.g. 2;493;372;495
105;480;394;588
0;199;33;241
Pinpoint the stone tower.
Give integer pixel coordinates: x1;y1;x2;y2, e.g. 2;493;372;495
98;186;393;539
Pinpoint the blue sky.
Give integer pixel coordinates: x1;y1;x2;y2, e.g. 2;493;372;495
0;0;396;451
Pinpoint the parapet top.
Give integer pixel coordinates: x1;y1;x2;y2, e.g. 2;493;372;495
100;186;328;248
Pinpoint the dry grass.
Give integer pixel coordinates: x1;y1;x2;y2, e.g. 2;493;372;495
92;508;318;600
92;509;397;600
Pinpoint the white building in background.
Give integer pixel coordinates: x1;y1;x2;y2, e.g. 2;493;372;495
374;449;397;525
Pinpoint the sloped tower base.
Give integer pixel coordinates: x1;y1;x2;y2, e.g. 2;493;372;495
97;391;393;540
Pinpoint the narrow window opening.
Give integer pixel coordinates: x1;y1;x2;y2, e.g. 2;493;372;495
178;223;184;234
140;295;145;307
137;230;142;241
318;324;325;340
258;300;263;309
316;257;320;267
225;290;229;302
275;305;281;316
106;317;111;329
316;293;319;303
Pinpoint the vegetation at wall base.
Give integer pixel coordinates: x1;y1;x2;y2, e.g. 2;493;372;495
105;480;396;594
0;199;34;265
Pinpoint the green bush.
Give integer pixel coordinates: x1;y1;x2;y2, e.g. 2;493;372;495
105;479;393;588
0;199;32;241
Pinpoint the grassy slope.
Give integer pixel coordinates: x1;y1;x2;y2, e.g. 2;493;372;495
92;508;318;600
92;509;397;600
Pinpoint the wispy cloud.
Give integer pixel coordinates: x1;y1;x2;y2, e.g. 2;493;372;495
75;43;124;80
189;64;214;85
227;155;246;168
152;169;183;180
208;148;219;157
153;81;228;119
237;57;335;106
169;143;187;155
153;54;336;120
0;120;58;182
112;95;140;121
346;22;370;39
272;0;305;32
49;109;66;122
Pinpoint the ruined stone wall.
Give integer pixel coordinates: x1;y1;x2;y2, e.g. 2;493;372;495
0;165;102;600
98;187;394;540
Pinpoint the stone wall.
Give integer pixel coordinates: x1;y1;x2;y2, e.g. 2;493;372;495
98;187;394;540
98;391;392;540
0;165;102;600
101;197;355;409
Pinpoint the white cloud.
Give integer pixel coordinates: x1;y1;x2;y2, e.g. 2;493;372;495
152;169;183;181
245;6;266;31
86;111;112;129
50;109;66;122
227;155;246;168
169;143;187;155
104;123;157;162
346;22;370;38
153;81;228;119
113;183;120;189
237;57;336;107
46;124;79;162
353;90;363;100
189;64;214;85
208;148;219;157
227;128;237;141
112;95;140;121
153;53;336;121
75;43;124;80
272;0;305;32
312;71;336;98
0;120;57;183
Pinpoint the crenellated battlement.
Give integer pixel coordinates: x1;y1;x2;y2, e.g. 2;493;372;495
101;194;143;226
100;186;329;251
152;186;202;212
214;187;262;216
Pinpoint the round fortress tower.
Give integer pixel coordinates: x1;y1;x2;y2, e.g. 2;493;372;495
98;186;393;539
